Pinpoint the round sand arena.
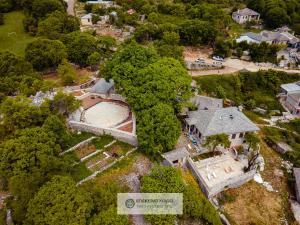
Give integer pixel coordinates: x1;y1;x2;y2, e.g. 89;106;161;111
84;102;129;128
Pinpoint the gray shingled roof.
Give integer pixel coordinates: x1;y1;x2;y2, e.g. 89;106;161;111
185;107;259;136
162;147;190;162
241;31;300;44
281;82;300;93
191;95;223;110
90;78;114;94
234;8;260;16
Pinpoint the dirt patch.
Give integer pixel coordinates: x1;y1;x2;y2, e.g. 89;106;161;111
184;46;213;61
43;68;93;86
75;145;96;158
221;139;296;225
223;181;285;225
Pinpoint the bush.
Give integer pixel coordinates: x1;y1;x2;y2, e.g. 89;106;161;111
0;13;4;25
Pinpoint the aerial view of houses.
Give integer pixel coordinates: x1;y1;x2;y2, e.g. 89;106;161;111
1;0;300;224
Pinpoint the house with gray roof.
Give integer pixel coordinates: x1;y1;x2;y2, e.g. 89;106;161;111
184;107;260;147
237;30;300;48
90;78;115;95
232;8;260;24
279;82;300;116
191;95;223;110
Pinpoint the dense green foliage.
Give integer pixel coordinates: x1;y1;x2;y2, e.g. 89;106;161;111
248;0;300;29
25;38;67;71
0;51;45;97
57;59;77;85
141;166;222;225
61;32;98;66
196;70;300;110
26;176;92;225
104;41;192;154
37;10;80;40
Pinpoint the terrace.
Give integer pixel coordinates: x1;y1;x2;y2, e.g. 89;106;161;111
188;154;255;197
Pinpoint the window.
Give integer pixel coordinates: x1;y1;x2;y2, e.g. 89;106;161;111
172;160;178;164
232;134;236;139
199;132;201;138
239;133;244;138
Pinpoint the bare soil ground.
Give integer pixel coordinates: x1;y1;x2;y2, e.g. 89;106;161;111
221;140;296;225
184;46;300;76
43;68;93;86
75;145;97;158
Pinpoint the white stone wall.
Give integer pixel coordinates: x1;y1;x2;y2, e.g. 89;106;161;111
68;121;138;146
187;158;256;198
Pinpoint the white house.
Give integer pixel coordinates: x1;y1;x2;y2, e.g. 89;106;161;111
184;107;260;147
81;13;93;26
232;8;260;24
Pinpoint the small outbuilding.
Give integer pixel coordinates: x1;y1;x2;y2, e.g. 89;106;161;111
81;13;93;26
162;147;190;167
90;78;115;95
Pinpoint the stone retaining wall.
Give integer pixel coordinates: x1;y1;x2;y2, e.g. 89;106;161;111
68;121;138;146
60;136;96;156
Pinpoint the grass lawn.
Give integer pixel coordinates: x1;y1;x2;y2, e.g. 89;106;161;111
0;11;35;56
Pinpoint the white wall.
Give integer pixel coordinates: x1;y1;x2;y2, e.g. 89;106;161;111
236;36;260;44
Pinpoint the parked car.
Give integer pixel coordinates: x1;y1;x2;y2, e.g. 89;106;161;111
195;58;205;62
212;56;224;61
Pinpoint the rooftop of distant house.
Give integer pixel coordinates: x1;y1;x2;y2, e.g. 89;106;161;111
281;82;300;93
233;8;260;16
240;29;300;44
185;107;259;136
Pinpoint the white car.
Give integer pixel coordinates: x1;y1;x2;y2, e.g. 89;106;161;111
195;58;205;64
212;56;224;61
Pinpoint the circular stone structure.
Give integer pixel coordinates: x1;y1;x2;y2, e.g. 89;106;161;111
84;102;129;128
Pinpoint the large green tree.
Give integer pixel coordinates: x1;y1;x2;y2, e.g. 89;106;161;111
37;10;80;40
141;166;184;225
26;176;92;225
0;51;41;96
61;32;98;65
0;127;61;178
137;103;181;155
0;96;49;133
128;58;191;111
25;38;67;71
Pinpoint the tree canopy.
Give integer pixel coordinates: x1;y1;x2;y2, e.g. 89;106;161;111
25;38;67;71
37;10;80;40
61;32;98;65
26;176;92;225
137;103;181;155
